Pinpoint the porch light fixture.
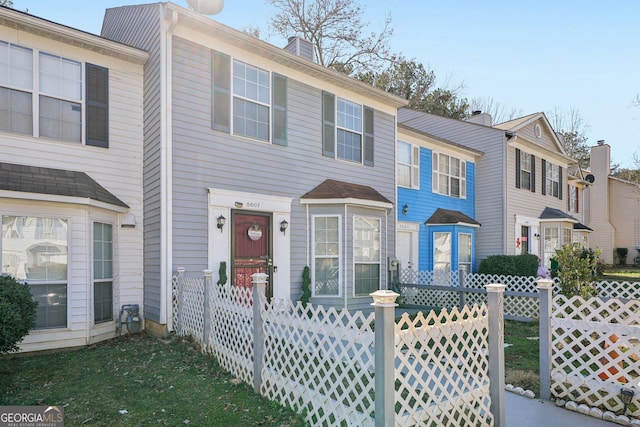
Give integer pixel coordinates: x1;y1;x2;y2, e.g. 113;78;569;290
216;215;226;232
402;204;409;215
620;387;635;415
280;219;289;235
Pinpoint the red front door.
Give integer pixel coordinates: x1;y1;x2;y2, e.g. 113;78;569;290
232;212;272;297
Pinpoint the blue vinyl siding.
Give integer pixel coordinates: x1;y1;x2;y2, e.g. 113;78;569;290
398;146;477;271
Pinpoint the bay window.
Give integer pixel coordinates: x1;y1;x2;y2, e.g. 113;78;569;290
93;222;113;323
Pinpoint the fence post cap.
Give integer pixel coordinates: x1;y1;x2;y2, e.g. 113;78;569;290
177;267;186;274
536;278;554;289
485;283;506;293
370;289;399;307
203;269;213;276
251;272;269;281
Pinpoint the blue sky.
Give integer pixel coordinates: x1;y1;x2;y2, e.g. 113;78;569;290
14;0;640;168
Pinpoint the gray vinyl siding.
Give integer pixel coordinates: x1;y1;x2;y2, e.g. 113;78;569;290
102;4;164;322
170;37;396;297
398;108;506;262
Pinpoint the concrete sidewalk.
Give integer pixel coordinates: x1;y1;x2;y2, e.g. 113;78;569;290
505;392;619;426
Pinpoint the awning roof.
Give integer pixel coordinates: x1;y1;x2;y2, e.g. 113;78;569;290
0;162;128;209
301;179;392;208
425;208;481;227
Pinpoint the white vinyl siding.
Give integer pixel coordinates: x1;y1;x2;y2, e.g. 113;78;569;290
432;152;466;198
397;140;419;189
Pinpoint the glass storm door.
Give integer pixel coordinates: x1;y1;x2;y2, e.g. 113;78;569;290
232;212;272;297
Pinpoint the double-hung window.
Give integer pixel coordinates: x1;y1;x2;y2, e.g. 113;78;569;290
398;141;419;188
322;91;374;165
354;217;380;295
433;232;451;271
312;216;340;296
458;233;472;273
515;149;535;192
0;40;109;147
568;185;578;212
432;152;466;198
212;51;287;145
544;160;561;198
93;222;113;324
1;216;68;329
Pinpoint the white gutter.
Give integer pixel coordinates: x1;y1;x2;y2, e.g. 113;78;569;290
160;6;178;328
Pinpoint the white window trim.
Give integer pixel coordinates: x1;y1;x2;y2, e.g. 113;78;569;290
311;214;342;298
92;220;114;325
520;151;533;190
433;231;452;271
231;58;271;143
352;216;381;297
398;140;420;189
458;232;472;272
335;97;363;163
545;162;560;198
0;40;86;144
432;152;466;199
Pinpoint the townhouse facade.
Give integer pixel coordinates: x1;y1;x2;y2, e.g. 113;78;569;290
101;2;407;335
396;123;482;273
399;109;580;269
0;6;147;351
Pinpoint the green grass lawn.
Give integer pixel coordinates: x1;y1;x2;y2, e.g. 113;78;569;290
0;334;307;427
602;266;640;282
504;319;540;396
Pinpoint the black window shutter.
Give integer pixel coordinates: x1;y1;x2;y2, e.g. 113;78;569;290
272;73;287;146
515;148;521;188
363;106;374;166
212;50;230;132
558;167;563;199
86;63;108;148
322;91;335;157
541;159;546;195
531;154;536;193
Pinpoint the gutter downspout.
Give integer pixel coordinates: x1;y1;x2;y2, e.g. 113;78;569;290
160;6;178;329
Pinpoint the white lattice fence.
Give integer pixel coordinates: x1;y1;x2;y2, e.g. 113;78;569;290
260;300;376;427
595;280;640;300
551;296;640;417
171;274;205;340
395;305;492;426
207;283;254;385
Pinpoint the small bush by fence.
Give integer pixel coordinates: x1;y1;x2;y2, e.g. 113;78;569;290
172;270;507;426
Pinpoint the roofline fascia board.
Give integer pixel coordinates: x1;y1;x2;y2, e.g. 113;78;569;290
425;222;481;228
539;217;578;224
398;123;484;159
0;190;129;212
0;7;148;64
164;3;407;108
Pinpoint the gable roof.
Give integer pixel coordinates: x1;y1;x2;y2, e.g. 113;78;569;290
424;208;480;227
0;162;129;209
494;112;572;161
300;179;392;207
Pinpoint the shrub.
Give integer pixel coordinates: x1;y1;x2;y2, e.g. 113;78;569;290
0;275;38;353
216;261;227;285
300;266;311;306
478;254;538;276
554;243;601;298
